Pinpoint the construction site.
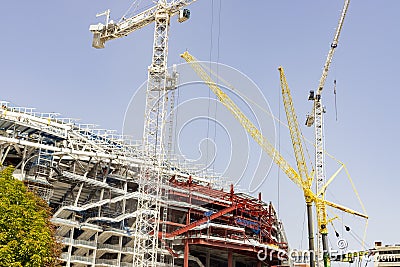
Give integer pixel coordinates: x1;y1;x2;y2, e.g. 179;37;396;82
0;0;380;267
0;101;289;267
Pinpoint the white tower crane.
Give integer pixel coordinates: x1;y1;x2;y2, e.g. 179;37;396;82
305;1;350;266
89;1;197;266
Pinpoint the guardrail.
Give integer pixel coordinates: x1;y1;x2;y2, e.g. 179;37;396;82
120;262;133;267
95;258;118;265
97;243;120;251
70;255;93;263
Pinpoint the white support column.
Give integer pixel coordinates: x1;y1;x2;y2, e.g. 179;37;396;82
74;183;84;206
0;145;11;165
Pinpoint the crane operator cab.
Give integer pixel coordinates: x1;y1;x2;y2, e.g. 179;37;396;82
178;9;190;23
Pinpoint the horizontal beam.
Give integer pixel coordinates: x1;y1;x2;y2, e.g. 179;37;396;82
324;199;368;219
165;205;237;238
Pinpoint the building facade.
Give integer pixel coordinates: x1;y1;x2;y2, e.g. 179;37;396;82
374;242;400;267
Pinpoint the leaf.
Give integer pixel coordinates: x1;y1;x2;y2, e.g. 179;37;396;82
0;166;62;266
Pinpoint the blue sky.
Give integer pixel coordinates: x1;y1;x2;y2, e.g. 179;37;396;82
1;0;399;261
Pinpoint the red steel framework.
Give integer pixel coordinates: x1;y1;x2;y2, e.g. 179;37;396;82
161;175;289;267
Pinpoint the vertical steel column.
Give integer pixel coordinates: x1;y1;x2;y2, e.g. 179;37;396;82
184;240;189;267
322;233;330;267
228;250;233;267
184;211;190;267
307;203;316;267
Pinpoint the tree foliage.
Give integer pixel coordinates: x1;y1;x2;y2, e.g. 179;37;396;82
0;166;61;266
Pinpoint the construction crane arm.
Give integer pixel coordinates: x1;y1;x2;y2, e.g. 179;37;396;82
324;199;368;219
306;0;350;127
89;0;196;49
181;51;304;190
316;0;350;96
279;67;312;187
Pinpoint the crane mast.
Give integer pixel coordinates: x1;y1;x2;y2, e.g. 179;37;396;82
89;1;196;266
305;1;350;267
133;3;170;266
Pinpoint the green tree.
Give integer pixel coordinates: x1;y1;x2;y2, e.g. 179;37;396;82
0;166;61;266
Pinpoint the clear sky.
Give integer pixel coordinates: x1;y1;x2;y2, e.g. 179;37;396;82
1;0;399;264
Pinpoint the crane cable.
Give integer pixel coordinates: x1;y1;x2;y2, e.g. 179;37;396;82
278;72;281;215
327;206;370;249
334;79;338;121
206;0;214;168
119;0;145;23
212;0;222;172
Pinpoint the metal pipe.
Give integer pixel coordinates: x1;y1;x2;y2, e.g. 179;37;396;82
307;203;315;267
322;233;330;267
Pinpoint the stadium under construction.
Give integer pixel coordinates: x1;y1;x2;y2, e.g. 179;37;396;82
0;102;289;266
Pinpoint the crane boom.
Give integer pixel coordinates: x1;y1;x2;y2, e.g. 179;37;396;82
316;0;350;97
279;67;311;187
90;0;196;49
324;199;367;219
89;6;157;48
180;51;304;190
305;0;350;127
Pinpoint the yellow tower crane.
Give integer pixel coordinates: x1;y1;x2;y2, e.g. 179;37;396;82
181;51;368;267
